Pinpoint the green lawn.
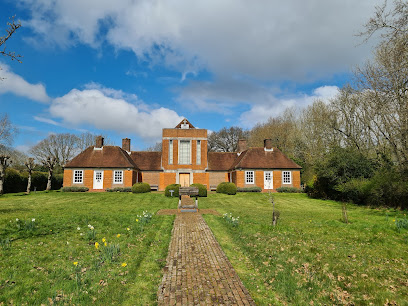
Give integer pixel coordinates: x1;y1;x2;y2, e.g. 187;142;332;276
0;192;407;305
200;193;408;305
0;192;175;305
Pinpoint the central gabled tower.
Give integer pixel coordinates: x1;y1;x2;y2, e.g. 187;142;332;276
161;119;208;187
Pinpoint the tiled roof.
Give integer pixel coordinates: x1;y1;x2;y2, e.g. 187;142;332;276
65;146;138;169
230;147;301;170
130;151;162;171
207;152;237;171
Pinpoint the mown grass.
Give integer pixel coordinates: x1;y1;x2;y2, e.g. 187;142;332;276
200;193;408;305
0;191;175;305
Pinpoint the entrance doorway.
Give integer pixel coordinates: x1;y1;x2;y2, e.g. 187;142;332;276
179;173;190;187
264;171;273;190
93;170;104;189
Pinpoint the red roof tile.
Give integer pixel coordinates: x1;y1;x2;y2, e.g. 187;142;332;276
65;146;138;169
207;152;237;171
230;147;301;170
130;151;162;171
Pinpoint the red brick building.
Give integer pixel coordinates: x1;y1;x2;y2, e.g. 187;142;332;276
63;119;301;191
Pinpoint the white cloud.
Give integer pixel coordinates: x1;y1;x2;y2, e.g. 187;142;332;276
0;64;50;103
49;86;183;140
239;85;339;127
21;0;380;81
34;116;60;126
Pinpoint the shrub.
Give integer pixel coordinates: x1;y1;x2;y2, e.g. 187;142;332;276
4;168;27;193
276;187;302;193
51;174;63;190
61;186;89;192
131;183;151;193
165;184;181;197
237;187;262;192
31;172;48;191
191;183;207;197
106;187;132;192
216;182;237;195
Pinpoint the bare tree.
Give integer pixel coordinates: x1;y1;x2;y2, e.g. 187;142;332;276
25;158;34;193
0;155;11;195
0;114;17;148
44;157;56;191
145;141;162;152
30;133;79;166
208;127;249;152
0;16;22;62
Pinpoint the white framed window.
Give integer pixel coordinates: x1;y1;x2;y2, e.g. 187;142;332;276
179;140;191;164
114;170;123;184
169;140;173;164
196;140;201;165
73;170;83;183
282;171;292;184
245;171;254;184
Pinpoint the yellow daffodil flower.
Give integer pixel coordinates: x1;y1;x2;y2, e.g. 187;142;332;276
127;228;130;231
95;242;99;249
73;262;78;266
121;263;127;267
117;234;121;238
102;237;106;243
104;242;107;247
136;219;139;222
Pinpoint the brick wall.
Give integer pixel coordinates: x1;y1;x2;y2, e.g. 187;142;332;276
159;172;176;190
273;171;282;189
63;169;72;187
209;172;228;188
193;172;209;188
142;172;160;186
84;170;93;189
292;170;301;189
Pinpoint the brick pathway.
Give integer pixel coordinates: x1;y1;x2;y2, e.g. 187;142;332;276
157;212;255;305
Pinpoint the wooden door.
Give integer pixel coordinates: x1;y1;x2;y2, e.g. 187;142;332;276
264;171;273;190
93;170;104;189
179;173;190;187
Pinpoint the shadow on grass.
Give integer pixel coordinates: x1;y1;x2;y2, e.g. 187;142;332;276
0;208;31;214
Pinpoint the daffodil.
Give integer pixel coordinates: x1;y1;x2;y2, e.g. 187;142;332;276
121;263;127;267
136;219;139;222
104;242;107;247
73;261;78;266
95;242;99;249
393;219;396;222
32;218;36;222
77;227;81;230
117;234;121;238
127;227;130;231
102;237;106;243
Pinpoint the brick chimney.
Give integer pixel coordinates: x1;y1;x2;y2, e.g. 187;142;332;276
95;136;104;148
238;139;247;153
122;138;131;152
264;139;273;151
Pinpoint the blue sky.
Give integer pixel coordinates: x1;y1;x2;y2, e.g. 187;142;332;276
0;0;380;152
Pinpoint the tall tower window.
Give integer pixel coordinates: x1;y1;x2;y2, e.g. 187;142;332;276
179;140;191;164
196;140;201;165
169;140;173;164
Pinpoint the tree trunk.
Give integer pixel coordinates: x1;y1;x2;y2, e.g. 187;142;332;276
46;169;52;191
26;171;32;194
0;163;4;195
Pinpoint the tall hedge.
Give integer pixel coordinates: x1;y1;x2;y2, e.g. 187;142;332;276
3;169;63;193
191;183;207;197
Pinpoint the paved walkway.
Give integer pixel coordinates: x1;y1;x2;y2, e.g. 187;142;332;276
157;212;255;305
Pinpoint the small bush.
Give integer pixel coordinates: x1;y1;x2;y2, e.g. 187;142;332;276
237;187;262;192
216;182;237;195
165;184;181;197
131;182;150;193
276;187;303;193
191;183;207;197
62;186;89;192
395;218;408;232
106;187;132;192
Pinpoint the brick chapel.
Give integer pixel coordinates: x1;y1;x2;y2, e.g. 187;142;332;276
63;119;301;191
